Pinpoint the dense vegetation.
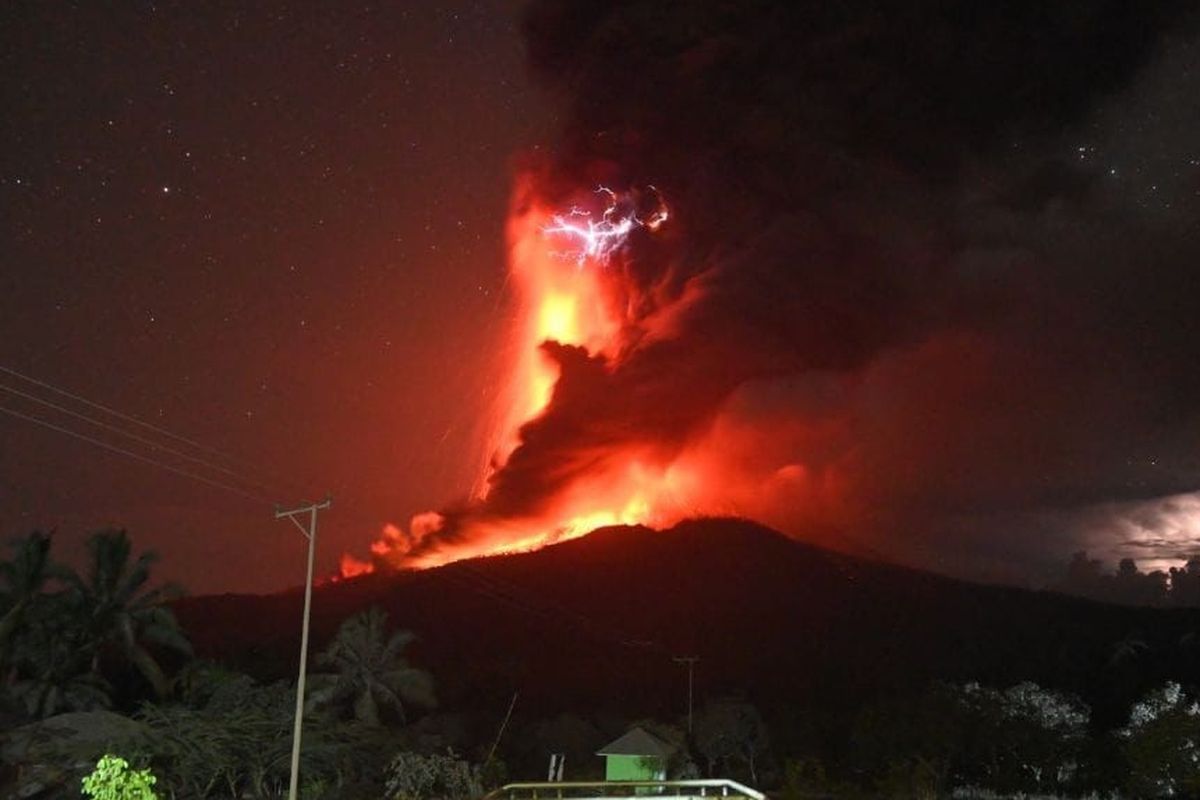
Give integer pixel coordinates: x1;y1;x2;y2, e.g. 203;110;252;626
0;530;437;798
7;524;1200;799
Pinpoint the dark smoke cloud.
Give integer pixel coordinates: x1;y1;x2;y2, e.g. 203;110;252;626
417;0;1200;583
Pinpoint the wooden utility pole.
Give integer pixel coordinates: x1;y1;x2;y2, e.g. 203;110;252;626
276;495;331;800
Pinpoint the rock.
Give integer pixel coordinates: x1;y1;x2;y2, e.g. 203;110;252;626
0;711;147;800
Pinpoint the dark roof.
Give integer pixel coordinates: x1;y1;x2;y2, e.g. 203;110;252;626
596;727;673;758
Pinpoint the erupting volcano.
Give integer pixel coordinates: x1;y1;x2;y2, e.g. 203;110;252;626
342;175;755;576
332;0;1200;588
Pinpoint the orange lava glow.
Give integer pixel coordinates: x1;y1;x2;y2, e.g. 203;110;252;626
488;187;623;464
342;176;748;576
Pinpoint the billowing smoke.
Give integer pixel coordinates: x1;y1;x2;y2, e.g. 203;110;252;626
355;0;1200;583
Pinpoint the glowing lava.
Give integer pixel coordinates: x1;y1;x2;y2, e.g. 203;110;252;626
346;178;717;574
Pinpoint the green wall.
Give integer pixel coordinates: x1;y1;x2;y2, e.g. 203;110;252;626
605;755;665;782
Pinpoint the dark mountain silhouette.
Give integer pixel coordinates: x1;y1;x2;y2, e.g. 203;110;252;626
174;518;1200;739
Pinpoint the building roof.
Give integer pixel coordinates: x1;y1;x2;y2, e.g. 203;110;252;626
596;727;674;758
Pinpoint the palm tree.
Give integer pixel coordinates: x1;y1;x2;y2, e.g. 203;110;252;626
65;529;192;699
9;594;111;717
308;607;435;725
0;530;56;668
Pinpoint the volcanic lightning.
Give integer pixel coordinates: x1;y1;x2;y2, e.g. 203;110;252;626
543;186;668;266
341;179;707;576
337;167;851;580
329;0;1200;592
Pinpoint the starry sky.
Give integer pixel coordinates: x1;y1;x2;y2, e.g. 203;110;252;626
3;1;1200;595
0;2;549;593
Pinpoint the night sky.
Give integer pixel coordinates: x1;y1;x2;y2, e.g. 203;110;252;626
1;2;548;592
3;1;1200;594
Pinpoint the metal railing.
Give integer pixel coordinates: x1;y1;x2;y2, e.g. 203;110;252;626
483;779;765;800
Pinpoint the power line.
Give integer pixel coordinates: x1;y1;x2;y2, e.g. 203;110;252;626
0;402;272;505
451;559;674;657
0;364;275;478
430;568;644;675
0;381;280;495
0;363;319;500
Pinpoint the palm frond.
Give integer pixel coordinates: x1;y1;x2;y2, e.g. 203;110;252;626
311;606;432;726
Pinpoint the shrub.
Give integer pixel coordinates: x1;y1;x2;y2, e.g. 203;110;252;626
385;750;480;800
81;754;158;800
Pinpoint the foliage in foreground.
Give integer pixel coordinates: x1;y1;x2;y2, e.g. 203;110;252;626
829;682;1090;798
694;699;769;783
0;529;191;719
385;750;481;800
134;675;393;799
81;754;158;800
1117;681;1200;798
308;606;436;726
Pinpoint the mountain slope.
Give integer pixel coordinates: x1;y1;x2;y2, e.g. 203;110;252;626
174;518;1200;730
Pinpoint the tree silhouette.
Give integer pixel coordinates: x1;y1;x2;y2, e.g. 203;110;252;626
1058;552;1173;606
1120;682;1200;796
1112;559;1169;606
694;699;768;783
64;529;191;699
1169;558;1200;606
308;607;435;726
0;531;56;670
9;593;111;717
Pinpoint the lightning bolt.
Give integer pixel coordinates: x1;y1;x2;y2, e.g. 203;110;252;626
543;186;668;266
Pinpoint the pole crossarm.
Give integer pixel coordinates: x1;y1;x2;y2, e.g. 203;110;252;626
275;496;332;538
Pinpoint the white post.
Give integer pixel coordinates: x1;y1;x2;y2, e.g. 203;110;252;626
276;495;331;800
674;656;699;735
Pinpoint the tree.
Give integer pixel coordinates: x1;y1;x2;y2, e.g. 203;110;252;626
138;676;389;799
946;681;1089;795
9;594;111;717
1119;682;1200;797
783;756;838;800
64;529;191;700
384;750;479;800
1111;558;1169;606
1059;550;1105;601
994;682;1089;792
0;530;56;669
1058;552;1171;606
693;699;768;783
1170;558;1200;606
850;685;963;796
308;607;435;726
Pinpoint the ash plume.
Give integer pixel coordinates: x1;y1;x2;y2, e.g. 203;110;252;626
396;0;1200;583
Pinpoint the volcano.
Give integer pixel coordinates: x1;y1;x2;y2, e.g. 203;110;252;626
333;0;1200;595
175;518;1200;738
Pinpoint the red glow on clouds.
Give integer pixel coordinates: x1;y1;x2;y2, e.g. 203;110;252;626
341;174;823;576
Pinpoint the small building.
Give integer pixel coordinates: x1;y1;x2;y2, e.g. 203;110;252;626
596;727;673;782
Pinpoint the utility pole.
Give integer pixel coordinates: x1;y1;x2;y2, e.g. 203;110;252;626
674;655;699;734
276;494;331;800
